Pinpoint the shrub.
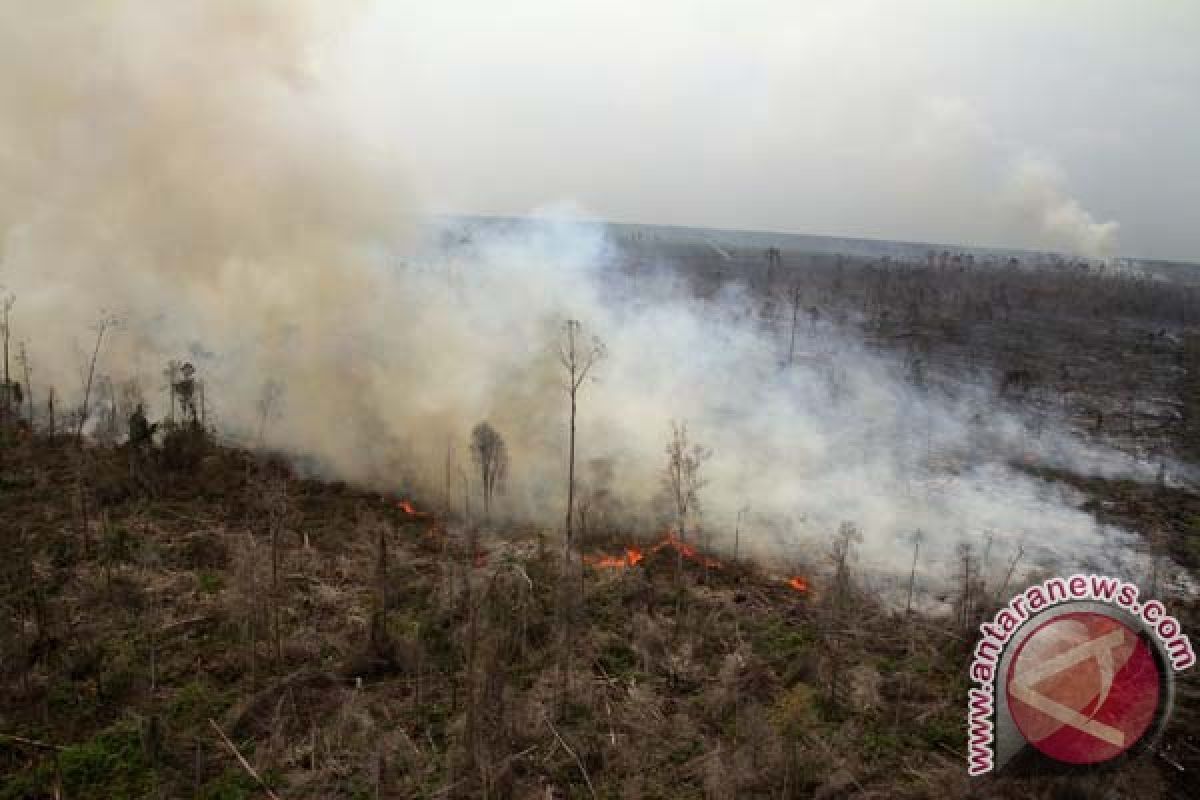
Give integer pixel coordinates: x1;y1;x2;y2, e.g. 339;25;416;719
198;768;260;800
57;723;152;800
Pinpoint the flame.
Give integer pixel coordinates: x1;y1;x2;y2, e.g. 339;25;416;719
654;532;722;569
584;531;723;571
788;576;808;593
382;495;430;518
584;546;645;570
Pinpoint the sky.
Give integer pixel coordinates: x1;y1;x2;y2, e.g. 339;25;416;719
337;0;1200;261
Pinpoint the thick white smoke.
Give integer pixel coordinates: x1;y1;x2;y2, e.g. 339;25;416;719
401;216;1151;590
1004;156;1120;259
0;2;1153;593
0;1;414;481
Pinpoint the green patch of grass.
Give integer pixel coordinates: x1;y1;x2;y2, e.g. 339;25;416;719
666;736;704;766
59;724;153;799
560;699;593;726
197;570;223;594
860;722;906;761
919;714;965;752
418;618;461;673
169;680;225;729
770;682;822;737
596;640;638;680
100;525;142;568
749;618;813;671
197;767;260;800
0;722;155;800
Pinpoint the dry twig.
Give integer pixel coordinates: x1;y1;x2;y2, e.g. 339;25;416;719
208;718;282;800
542;712;598;800
0;733;62;751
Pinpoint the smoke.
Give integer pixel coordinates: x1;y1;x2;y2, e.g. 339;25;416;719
404;216;1151;588
896;97;1122;259
0;2;1156;592
1004;156;1120;259
0;0;413;480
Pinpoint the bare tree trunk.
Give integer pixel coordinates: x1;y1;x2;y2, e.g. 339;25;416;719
76;318;112;446
905;533;921;615
555;319;605;716
20;343;33;428
459;468;470;522
559;383;577;714
1;297;10;430
373;516;389;651
564;387;577;562
443;439;455;513
463;558;480;777
996;545;1024;603
76;459;90;558
3;301;10;389
787;285;801;366
271;508;281;664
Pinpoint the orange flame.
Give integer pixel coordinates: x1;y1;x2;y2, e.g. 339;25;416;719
788;576;808;593
654;532;722;569
383;496;430;518
584;546;645;570
584;531;724;571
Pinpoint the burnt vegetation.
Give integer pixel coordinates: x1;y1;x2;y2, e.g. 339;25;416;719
1;239;1199;799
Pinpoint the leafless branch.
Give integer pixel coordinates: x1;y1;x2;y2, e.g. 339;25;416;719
543;712;598;800
209;718;282;800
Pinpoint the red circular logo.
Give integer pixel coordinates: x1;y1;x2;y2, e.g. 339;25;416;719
1006;611;1161;765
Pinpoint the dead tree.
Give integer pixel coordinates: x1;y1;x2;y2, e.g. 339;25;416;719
827;521;862;709
46;388;55;437
0;293;14;429
955;542;980;636
17;342;32;428
371;508;392;656
995;544;1025;602
1;293;12;389
444;438;457;514
458;466;470;522
172;362;200;428
905;529;923;615
469;421;508;520
555;319;605;711
267;481;289;664
786;284;803;366
164;360;180;429
734;505;749;562
256;379;284;450
76;312;119;445
663;420;711;577
558;319;606;564
830;522;861;614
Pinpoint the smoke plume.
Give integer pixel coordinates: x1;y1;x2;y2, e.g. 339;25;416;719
0;2;1157;596
0;0;413;481
1004;155;1120;259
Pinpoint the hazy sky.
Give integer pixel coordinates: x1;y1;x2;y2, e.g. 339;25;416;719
337;1;1198;260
